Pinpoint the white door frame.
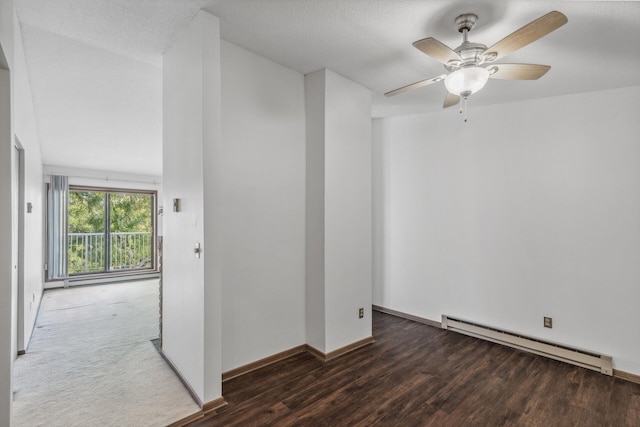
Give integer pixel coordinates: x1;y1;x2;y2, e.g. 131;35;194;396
14;139;25;353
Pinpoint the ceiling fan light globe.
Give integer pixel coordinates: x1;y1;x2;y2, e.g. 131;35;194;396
444;67;490;96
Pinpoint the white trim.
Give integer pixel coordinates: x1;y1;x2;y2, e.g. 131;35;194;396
43;165;161;187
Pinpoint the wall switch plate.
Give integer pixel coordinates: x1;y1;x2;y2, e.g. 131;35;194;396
358;308;364;319
544;317;552;328
173;198;180;212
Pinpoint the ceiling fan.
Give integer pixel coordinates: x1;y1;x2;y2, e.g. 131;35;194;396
385;11;568;120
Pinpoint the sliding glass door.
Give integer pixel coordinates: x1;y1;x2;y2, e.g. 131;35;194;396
66;188;155;276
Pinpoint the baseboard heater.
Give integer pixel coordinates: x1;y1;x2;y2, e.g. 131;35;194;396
442;315;613;376
61;272;160;288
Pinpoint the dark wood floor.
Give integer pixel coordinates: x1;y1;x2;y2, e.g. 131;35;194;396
190;311;640;426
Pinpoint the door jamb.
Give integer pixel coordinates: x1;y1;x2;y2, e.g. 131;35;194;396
14;138;25;354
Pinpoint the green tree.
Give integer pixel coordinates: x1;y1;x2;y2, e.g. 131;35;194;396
68;191;105;233
67;190;153;274
110;193;152;232
110;193;153;271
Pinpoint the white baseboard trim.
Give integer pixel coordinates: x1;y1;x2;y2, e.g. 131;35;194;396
21;289;44;354
159;350;203;408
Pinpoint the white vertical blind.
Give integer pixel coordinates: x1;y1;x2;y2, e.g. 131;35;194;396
47;175;68;279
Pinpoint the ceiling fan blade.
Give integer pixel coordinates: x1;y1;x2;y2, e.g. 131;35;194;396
482;11;567;62
488;63;551;80
384;74;447;97
412;38;462;65
443;92;459;108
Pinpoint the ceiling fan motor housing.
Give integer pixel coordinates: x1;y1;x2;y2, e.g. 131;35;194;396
446;41;488;71
445;14;489;71
454;13;478;33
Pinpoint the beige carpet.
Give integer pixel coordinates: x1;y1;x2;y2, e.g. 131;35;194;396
13;279;200;426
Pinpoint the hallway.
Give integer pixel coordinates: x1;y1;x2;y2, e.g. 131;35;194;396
12;279;199;426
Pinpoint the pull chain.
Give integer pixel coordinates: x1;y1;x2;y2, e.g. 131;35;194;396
459;95;469;122
464;96;468;122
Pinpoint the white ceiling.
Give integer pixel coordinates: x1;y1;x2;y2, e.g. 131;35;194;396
15;1;640;176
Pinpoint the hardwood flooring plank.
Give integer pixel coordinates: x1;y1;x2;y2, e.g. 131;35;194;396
222;352;321;401
605;378;640;426
188;311;640;426
358;374;443;425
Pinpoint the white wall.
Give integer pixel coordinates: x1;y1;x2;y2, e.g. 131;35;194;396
200;13;223;404
2;3;46;423
323;70;372;352
304;70;326;352
220;41;306;371
162;10;222;403
0;66;12;427
15;19;45;352
305;69;373;354
44;165;161;189
0;3;14;422
0;0;12;69
373;85;640;375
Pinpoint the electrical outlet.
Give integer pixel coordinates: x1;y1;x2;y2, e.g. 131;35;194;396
544;317;552;328
358;308;364;319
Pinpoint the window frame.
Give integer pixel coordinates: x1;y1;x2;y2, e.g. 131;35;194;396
46;184;158;280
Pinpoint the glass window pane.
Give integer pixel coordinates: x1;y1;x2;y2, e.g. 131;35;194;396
109;193;153;271
68;191;106;274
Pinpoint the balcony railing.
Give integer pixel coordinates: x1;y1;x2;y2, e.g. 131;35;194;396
68;231;153;275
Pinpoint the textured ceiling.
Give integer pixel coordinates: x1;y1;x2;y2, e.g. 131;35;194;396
14;1;640;175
